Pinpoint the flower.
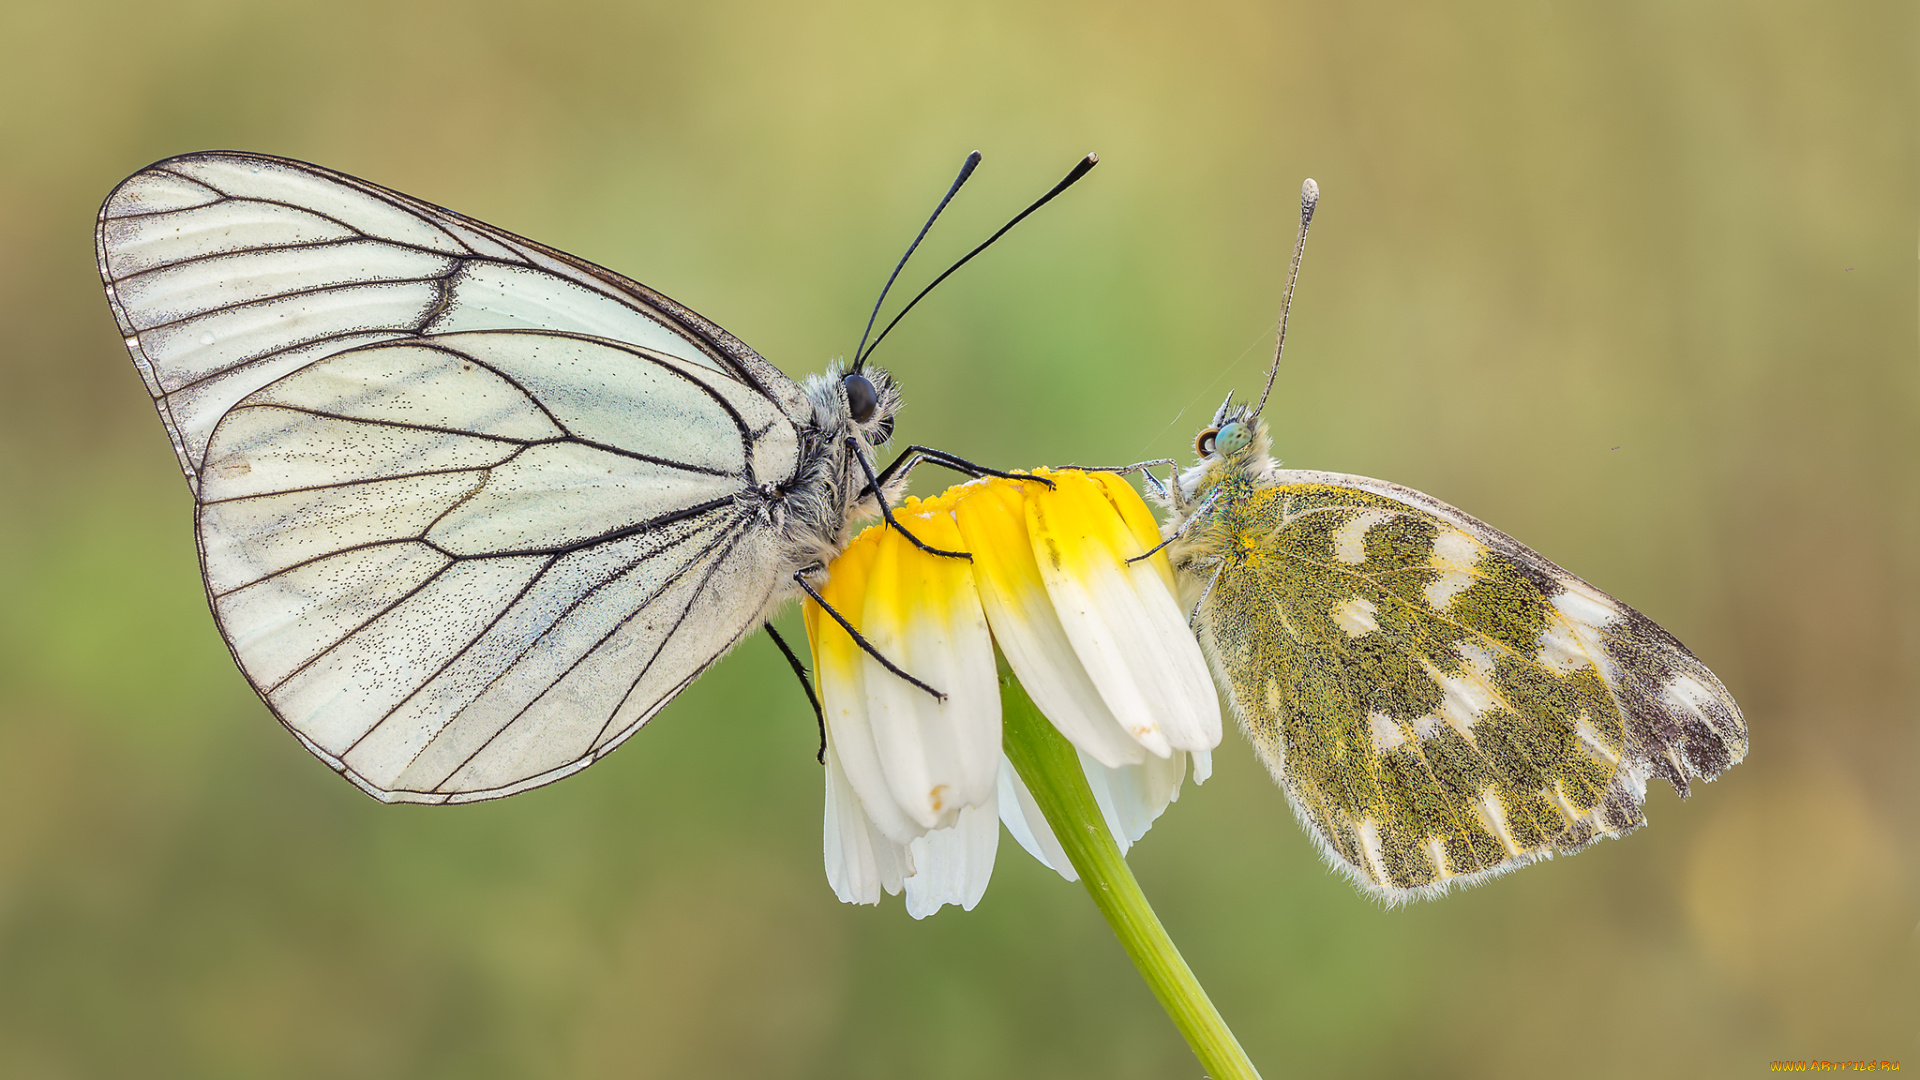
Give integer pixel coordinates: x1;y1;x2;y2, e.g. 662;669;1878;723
803;470;1221;918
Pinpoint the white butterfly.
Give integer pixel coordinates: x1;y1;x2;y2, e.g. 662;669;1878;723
97;150;1072;804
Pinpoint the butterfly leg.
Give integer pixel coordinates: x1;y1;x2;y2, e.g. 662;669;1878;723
1073;458;1176;476
764;621;829;763
1187;561;1226;626
866;445;1058;496
1066;458;1178;501
846;438;972;560
1126;486;1222;564
794;570;946;701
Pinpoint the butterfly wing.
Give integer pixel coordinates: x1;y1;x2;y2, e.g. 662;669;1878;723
1189;469;1746;902
99;153;810;802
97;151;812;494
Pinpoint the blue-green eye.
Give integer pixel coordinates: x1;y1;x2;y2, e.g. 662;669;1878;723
1215;421;1252;455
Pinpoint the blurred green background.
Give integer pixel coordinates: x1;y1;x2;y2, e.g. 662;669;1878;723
1;0;1913;1076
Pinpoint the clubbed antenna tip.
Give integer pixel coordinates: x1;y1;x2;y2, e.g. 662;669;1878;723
1253;177;1320;418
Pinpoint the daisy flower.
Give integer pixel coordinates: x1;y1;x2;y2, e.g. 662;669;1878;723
802;470;1220;917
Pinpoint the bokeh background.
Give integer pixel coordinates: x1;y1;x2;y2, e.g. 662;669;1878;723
1;1;1913;1076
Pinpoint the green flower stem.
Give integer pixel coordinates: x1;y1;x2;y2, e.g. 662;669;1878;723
999;671;1262;1080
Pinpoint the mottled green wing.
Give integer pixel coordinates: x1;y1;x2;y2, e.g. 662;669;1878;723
1188;469;1746;903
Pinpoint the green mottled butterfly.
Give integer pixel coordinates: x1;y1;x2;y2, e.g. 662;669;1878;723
1147;180;1746;903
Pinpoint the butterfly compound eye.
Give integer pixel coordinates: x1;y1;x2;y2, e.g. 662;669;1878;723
1215;421;1252;456
843;373;878;423
1195;428;1219;456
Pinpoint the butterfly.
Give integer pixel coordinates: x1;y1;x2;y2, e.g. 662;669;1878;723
1149;180;1747;902
97;150;1086;804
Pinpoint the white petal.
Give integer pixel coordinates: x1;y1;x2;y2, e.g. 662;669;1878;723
997;749;1204;879
1025;480;1222;757
986;595;1152;766
1042;555;1220;754
1081;747;1189;849
824;741;908;904
860;535;1002;834
997;758;1077;882
903;798;1000;918
955;485;1150;768
819;636;926;846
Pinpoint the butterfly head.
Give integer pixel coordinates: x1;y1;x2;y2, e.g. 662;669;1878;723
841;366;899;445
1170;391;1276;510
1195;419;1255;459
1192;392;1268;465
807;361;901;449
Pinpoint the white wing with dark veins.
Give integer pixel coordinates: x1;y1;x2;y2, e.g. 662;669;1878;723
97;150;810;494
98;152;809;802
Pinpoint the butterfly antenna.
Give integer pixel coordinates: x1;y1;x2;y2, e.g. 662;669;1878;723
851;151;983;375
1253;177;1320;418
855;152;1099;369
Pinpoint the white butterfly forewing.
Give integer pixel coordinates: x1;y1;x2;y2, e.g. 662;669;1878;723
99;152;808;493
100;152;814;803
